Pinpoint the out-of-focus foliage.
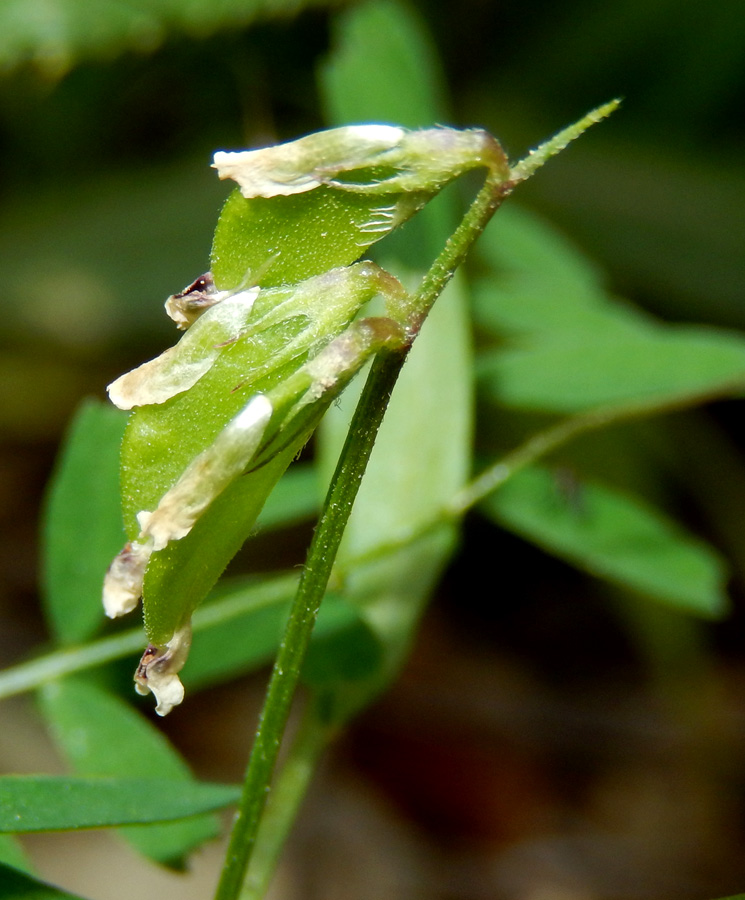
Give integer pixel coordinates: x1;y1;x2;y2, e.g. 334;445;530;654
0;0;336;74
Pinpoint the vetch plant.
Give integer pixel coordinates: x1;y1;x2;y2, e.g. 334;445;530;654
102;116;612;719
98;109;619;894
2;2;745;899
1;79;742;894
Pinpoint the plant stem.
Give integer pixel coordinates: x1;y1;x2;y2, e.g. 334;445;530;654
508;99;620;184
408;169;512;328
214;349;405;900
215;166;512;900
449;375;745;516
0;574;297;701
240;700;333;900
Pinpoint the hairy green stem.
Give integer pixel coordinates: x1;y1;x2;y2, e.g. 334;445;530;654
240;700;334;900
214;349;405;900
509;99;620;183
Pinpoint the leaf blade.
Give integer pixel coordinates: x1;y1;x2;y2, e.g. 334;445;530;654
42;399;128;645
479;327;745;414
0;775;239;833
39;679;221;865
483;465;729;617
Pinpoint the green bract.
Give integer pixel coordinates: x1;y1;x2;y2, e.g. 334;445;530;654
210;124;508;289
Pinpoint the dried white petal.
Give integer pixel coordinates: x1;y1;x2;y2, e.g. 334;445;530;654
134;623;192;716
107;286;259;410
137;393;273;551
102;540;152;618
212;124;405;198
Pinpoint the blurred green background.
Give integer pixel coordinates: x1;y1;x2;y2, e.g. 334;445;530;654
1;0;743;433
1;1;745;898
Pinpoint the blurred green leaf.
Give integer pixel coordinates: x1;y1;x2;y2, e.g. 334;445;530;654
186;576;380;690
0;835;32;874
187;595;290;689
473;203;648;341
254;463;319;531
0;161;226;353
320;0;448;128
483;464;729;617
521;138;745;329
39;679;220;866
0;0;330;74
302;594;383;685
474;203;745;414
478;325;745;414
0;862;87;900
184;574;298;689
42;399;128;645
477;204;606;296
316;0;471;712
0;775;239;832
320;0;468;554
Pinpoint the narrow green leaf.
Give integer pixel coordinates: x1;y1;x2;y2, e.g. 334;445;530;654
186;578;379;690
321;0;448;128
254;464;319;531
483;465;729;617
38;679;220;866
472;204;648;342
0;862;87;900
479;326;745;413
0;834;32;874
0;775;239;833
42;399;128;645
474;205;745;415
477;204;606;297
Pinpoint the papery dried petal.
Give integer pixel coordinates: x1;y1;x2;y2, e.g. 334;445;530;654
136;393;274;551
134;623;192;716
102;539;152;618
212;124;405;197
165;272;232;330
107;287;259;409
